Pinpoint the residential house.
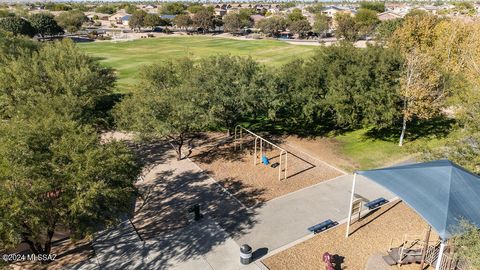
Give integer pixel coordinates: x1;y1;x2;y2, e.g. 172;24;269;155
214;4;223;9
386;3;411;14
85;12;110;21
109;10;128;25
416;5;441;15
267;6;280;14
141;5;158;14
322;6;356;18
121;15;131;26
250;14;265;25
226;7;240;14
378;11;403;21
214;8;227;17
160;14;176;20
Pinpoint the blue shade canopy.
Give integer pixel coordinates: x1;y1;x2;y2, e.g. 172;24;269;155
357;160;480;240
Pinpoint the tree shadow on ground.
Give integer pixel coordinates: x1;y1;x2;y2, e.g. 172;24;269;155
190;132;286;165
241;117;337;138
349;200;401;237
53;238;93;260
133;168;265;240
72;139;266;270
127;140;175;176
94;167;266;270
365;117;455;143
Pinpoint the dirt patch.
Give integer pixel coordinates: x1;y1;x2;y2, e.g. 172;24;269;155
262;201;438;270
283;135;357;172
190;133;344;206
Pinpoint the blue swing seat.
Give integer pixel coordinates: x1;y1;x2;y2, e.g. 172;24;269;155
262;155;270;165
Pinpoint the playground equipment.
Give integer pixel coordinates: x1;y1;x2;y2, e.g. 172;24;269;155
384;233;427;265
383;234;471;270
234;125;288;181
322;252;334;270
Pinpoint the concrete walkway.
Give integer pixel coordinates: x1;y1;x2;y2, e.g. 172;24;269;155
71;144;395;270
85;218;262;270
69;145;262;270
233;174;395;253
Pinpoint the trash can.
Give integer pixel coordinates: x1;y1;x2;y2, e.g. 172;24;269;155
240;244;252;265
187;204;202;222
192;204;201;221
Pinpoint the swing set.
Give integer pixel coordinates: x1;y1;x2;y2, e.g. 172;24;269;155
234;125;288;181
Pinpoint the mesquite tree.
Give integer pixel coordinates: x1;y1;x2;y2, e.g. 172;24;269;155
0;115;139;257
113;59;212;160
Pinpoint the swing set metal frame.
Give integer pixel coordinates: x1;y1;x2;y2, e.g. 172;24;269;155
234;125;288;181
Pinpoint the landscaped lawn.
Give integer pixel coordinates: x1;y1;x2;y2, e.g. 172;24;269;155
335;126;450;171
335;129;410;171
79;36;316;93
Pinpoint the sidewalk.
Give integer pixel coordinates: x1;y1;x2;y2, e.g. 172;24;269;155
232;174;395;253
71;145;263;270
69;145;394;270
87;218;262;270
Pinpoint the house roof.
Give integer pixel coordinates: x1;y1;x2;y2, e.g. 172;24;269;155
378;11;403;21
250;14;265;22
160;14;176;19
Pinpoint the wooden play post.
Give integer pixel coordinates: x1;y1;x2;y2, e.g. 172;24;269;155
419;225;431;270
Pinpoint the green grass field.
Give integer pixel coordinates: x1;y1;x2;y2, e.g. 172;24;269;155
336;126;450;171
79;36;316;93
336;129;410;171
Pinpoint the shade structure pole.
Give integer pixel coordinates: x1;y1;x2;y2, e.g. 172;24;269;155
435;241;446;270
345;173;357;238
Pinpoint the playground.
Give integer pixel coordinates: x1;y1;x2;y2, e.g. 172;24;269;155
190;129;345;206
263;201;437;270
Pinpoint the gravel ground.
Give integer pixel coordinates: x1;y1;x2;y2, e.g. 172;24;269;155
262;201;438;270
282;135;355;172
191;133;343;206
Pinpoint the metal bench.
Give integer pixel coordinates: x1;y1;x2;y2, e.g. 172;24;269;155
364;197;389;210
308;219;337;234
